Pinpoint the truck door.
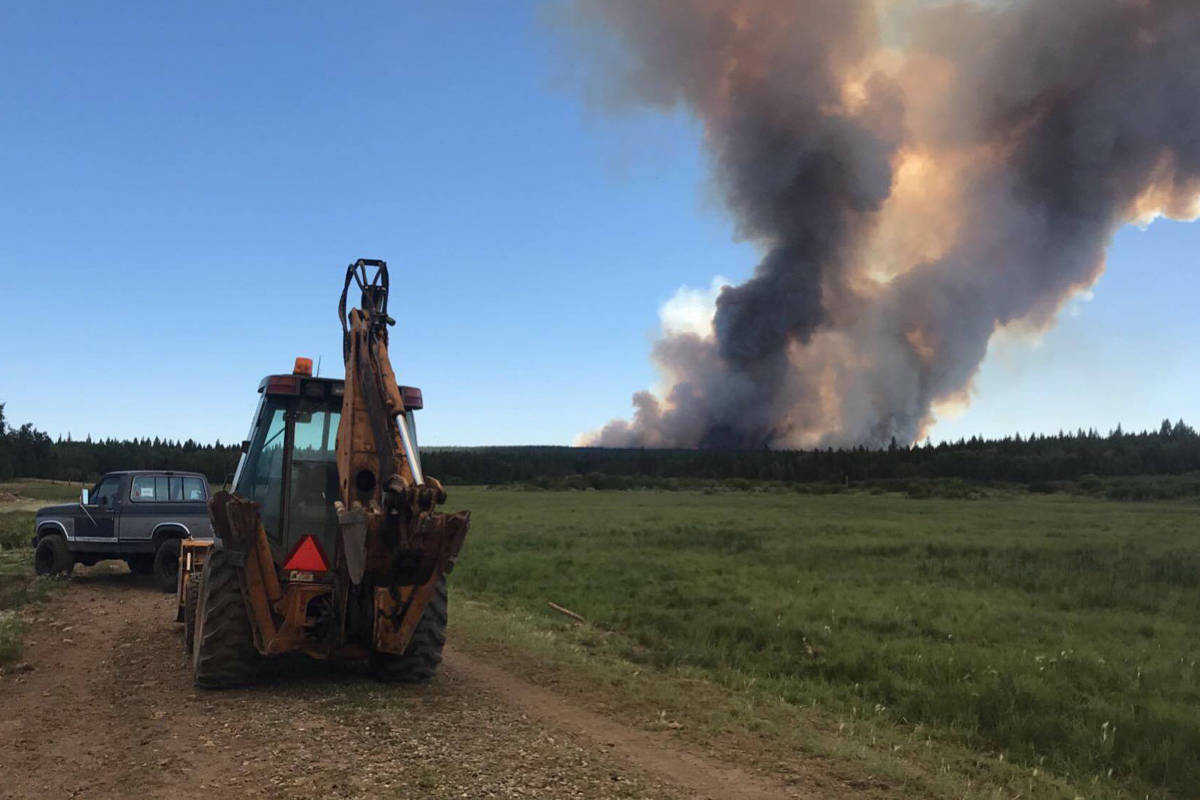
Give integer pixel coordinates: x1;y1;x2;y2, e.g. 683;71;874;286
76;475;121;542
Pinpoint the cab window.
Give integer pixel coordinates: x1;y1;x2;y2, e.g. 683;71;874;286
183;477;206;501
238;404;287;538
91;476;121;506
131;475;157;501
131;475;208;502
287;405;340;547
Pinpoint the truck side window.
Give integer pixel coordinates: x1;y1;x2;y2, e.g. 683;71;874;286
183;477;206;501
169;477;184;501
131;475;156;501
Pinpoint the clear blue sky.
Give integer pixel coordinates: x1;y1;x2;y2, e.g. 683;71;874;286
0;2;1196;447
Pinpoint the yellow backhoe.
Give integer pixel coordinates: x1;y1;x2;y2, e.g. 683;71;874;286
177;259;470;687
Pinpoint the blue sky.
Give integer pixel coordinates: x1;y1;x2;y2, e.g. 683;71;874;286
0;2;1196;447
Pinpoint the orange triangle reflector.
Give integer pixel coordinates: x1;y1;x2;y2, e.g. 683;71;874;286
283;535;329;573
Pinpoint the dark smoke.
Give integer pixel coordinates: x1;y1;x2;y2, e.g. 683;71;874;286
573;0;1200;449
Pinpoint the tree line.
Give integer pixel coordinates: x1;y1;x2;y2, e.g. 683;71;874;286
424;420;1200;486
3;402;1199;487
0;404;241;484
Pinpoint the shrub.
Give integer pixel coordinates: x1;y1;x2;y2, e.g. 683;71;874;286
0;513;33;551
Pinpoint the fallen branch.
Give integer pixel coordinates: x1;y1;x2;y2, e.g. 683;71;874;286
547;601;586;624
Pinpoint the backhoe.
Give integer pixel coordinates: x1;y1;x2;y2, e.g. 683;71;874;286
178;259;470;686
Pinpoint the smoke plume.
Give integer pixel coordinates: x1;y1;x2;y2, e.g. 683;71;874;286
571;0;1200;449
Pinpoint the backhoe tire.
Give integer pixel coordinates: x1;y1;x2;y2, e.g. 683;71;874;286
183;575;201;654
371;575;448;684
152;538;181;593
192;547;259;689
34;534;73;578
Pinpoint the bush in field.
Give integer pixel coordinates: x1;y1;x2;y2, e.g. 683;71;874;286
0;513;32;550
1091;473;1200;501
792;481;845;494
905;478;983;500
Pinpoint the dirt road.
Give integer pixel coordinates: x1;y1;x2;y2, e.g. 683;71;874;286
0;568;806;799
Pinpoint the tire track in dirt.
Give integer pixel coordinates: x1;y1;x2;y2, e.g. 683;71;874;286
0;568;808;799
443;645;801;800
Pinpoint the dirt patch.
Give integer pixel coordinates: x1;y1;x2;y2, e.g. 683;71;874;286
0;568;817;799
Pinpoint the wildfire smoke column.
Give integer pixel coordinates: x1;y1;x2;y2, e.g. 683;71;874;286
571;0;1200;449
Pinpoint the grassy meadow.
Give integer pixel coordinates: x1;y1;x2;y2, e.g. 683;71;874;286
449;488;1200;799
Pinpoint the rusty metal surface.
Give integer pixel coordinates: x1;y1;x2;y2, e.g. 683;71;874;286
266;581;334;657
335;259;471;657
335;503;367;585
175;538;214;621
372;569;439;655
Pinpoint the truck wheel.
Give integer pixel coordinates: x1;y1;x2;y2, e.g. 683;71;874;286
183;575;201;654
371;575;448;683
34;534;74;578
152;539;181;593
192;547;259;688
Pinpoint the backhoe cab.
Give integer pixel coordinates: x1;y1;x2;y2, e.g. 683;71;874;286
233;369;424;583
180;260;470;687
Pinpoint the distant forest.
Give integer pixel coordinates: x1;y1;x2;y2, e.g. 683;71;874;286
0;404;241;485
3;402;1200;492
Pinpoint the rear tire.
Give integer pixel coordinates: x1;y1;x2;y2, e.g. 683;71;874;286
192;547;259;688
152;539;181;593
371;575;448;683
183;575;201;654
34;534;73;578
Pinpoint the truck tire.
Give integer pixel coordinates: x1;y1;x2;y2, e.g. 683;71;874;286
371;575;448;683
34;534;73;578
152;539;181;593
192;547;259;688
183;575;201;654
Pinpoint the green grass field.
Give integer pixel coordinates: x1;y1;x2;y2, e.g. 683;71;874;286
449;488;1200;799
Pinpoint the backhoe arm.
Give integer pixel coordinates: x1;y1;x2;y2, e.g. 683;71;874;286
335;259;470;654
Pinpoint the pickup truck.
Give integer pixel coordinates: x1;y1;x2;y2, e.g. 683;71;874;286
32;470;214;591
